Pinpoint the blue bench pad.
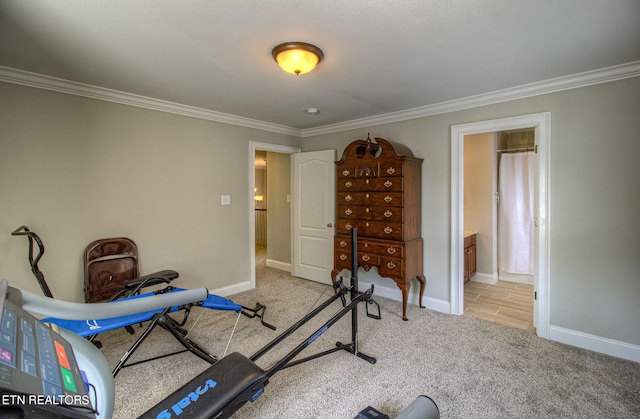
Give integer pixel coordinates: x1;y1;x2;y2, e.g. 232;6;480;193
42;289;241;337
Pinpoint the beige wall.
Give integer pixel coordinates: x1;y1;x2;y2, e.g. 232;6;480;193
302;76;640;346
0;82;299;301
464;132;494;277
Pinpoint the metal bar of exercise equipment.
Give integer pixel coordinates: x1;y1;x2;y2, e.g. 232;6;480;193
11;226;54;297
143;228;382;418
252;226;380;371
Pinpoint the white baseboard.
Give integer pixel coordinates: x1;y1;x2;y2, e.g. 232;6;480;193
359;280;450;314
469;273;497;285
266;259;291;272
210;280;251;298
498;270;534;285
550;325;640;363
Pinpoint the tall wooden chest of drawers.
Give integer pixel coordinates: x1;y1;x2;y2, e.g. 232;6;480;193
330;136;425;321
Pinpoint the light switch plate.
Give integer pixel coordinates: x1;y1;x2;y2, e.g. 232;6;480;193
221;195;231;205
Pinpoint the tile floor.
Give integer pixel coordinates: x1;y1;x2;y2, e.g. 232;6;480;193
464;279;536;333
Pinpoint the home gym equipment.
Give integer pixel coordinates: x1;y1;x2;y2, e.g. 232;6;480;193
141;227;382;418
3;228;382;418
0;278;211;418
395;395;440;419
11;226;275;377
356;395;440;419
10;226;53;297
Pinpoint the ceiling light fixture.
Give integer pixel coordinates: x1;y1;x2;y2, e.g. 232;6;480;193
272;42;323;75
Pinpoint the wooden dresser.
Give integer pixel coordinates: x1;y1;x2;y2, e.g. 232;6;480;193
330;136;425;321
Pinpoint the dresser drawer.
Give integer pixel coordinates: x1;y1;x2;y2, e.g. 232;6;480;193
378;164;403;177
334;249;380;269
337;177;403;192
360;240;404;257
337;220;404;241
334;236;404;258
338;166;358;178
337;205;403;223
338;192;403;207
379;256;404;278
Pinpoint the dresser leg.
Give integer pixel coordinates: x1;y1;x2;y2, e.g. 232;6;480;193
417;274;426;309
330;268;340;294
398;283;409;321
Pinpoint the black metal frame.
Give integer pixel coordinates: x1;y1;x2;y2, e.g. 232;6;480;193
251;227;379;377
11;226;53;298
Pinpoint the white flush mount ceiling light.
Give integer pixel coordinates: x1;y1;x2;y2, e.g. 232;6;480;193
272;42;324;75
305;107;320;115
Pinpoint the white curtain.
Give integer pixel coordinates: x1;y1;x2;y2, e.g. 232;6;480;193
498;152;535;275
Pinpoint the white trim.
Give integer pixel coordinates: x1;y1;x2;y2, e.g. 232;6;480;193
451;112;551;340
248;142;300;291
302;61;640;137
266;259;291;272
0;66;301;137
2;61;638;139
550;326;640;363
469;273;498;285
209;281;251;298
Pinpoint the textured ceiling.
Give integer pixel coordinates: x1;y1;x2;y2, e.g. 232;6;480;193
1;0;639;131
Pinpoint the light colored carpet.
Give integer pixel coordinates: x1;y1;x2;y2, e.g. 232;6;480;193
101;265;640;418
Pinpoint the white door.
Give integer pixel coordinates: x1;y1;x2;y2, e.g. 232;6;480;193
292;150;336;284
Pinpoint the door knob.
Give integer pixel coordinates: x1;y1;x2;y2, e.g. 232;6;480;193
327;223;333;228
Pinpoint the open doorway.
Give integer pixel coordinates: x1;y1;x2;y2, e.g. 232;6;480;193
451;112;551;339
248;142;300;290
462;130;536;333
254;150;267;271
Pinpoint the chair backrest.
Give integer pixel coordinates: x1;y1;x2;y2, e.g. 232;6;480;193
84;237;139;302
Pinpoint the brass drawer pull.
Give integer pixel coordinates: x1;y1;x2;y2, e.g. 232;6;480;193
345;181;353;188
387;247;396;254
384;226;393;234
384;195;393;203
346;223;352;230
340;254;347;261
384;210;393;218
345;195;353;202
362;254;370;262
387;167;396;175
339;240;348;247
342;169;351;176
384;180;393;188
345;208;353;216
387;261;396;269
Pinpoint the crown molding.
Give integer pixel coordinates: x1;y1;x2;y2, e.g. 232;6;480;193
0;66;302;137
2;61;639;139
301;60;640;137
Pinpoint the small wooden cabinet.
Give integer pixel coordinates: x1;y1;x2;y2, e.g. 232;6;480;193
331;136;425;321
463;232;477;283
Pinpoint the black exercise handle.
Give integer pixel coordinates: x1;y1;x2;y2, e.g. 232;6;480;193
11;226;54;298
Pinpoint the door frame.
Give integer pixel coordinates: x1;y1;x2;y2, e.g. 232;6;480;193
248;141;300;289
450;112;551;339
